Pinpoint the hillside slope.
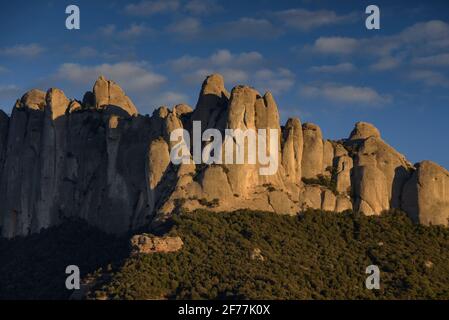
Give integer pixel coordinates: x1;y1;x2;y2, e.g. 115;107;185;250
90;210;449;300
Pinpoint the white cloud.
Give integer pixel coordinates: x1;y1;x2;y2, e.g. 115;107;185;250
169;49;294;94
0;66;9;74
309;63;355;73
166;17;282;40
370;56;401;71
0;43;46;58
164;8;357;40
408;70;449;87
184;0;223;15
307;20;449;61
399;20;449;48
96;23;154;40
124;0;223;17
70;46;118;60
311;37;358;54
119;23;155;39
153;91;190;106
183;68;249;85
275;9;356;31
219;69;249;84
254;68;295;94
125;0;180;16
97;24;116;37
232;51;264;66
170;55;201;71
412;53;449;67
300;83;391;106
169;49;258;85
54;62;166;93
166;17;202;37
76;46;101;58
169;49;264;72
209;49;234;65
0;85;20;94
218;18;282;39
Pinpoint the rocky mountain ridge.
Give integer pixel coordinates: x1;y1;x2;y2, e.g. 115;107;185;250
0;74;448;238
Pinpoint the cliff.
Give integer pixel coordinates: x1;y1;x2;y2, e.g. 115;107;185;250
0;74;448;238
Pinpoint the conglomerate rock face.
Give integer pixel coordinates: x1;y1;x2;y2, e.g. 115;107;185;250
0;74;447;238
402;161;449;226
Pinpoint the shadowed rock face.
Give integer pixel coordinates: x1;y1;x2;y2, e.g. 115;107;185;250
402;161;449;226
0;74;448;238
0;77;157;238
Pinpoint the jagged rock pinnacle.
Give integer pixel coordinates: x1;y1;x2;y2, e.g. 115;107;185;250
349;121;381;140
93;76;138;117
19;89;46;110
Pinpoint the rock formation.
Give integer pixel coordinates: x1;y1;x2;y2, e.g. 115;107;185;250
0;77;155;238
301;123;323;179
402;161;449;226
0;74;448;238
130;234;184;254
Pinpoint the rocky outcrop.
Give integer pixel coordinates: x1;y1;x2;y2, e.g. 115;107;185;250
18;89;46;111
353;165;390;215
250;248;265;261
282;118;303;184
130;234;184;254
93;76;138;117
301;123;323;179
350;130;413;213
191;73;229;131
0;73;448;238
0;110;8;166
402;161;449;226
335;155;352;194
322;140;334;177
0;90;47;237
349;122;381;141
0;78;154;238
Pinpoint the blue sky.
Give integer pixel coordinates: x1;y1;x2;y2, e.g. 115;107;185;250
0;0;448;168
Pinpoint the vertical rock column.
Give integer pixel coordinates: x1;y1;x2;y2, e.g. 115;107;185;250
301;123;324;179
0;90;46;238
282;118;303;184
0;110;9;233
402;161;449;226
35;89;69;231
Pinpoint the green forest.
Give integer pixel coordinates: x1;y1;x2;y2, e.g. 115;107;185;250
1;209;449;300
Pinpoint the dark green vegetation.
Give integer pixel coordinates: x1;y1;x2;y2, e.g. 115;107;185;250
0;220;130;299
1;210;449;300
92;210;449;300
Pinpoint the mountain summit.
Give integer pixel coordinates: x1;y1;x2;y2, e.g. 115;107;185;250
0;74;448;238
